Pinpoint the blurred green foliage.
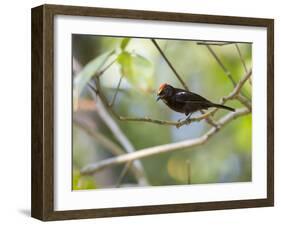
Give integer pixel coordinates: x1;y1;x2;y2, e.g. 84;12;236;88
117;51;154;92
72;35;252;189
73;168;97;190
73;50;114;110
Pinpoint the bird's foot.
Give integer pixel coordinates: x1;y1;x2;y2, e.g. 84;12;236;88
185;113;193;121
176;114;193;128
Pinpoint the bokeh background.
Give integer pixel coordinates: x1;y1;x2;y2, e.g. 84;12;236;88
72;35;252;190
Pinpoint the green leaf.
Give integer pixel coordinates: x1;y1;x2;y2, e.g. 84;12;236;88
73;51;113;108
117;51;154;91
120;38;131;50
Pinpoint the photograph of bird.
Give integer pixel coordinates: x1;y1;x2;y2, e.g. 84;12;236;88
157;83;235;120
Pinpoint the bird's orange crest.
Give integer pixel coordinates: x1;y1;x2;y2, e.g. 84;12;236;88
158;83;167;94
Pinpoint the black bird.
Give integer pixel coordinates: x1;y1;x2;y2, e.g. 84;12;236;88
157;83;235;120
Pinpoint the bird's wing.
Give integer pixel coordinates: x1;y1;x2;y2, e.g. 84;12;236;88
174;90;210;104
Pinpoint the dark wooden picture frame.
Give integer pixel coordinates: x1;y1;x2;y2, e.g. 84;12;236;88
31;4;274;221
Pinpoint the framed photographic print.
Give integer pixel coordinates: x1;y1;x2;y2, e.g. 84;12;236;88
31;4;274;221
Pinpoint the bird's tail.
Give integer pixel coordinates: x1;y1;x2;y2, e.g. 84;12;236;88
212;103;235;112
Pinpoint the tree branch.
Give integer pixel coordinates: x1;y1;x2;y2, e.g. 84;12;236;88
88;85;149;186
73;57;148;186
73;113;124;156
81;107;250;175
73;113;146;181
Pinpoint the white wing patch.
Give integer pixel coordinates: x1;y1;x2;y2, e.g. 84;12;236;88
177;92;187;96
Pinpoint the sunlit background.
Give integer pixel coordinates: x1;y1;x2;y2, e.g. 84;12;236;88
72;35;252;190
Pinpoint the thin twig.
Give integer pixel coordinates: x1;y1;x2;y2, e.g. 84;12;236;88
202;112;218;128
206;45;237;87
96;58;117;77
151;39;189;91
226;68;252;98
197;41;235;46
81;108;250;175
109;75;123;107
235;44;248;73
115;161;132;188
235;43;252;85
205;44;251;102
118;115;200;127
200;68;252;118
237;94;252;110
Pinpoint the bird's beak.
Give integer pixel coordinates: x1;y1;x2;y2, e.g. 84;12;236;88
156;96;161;102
